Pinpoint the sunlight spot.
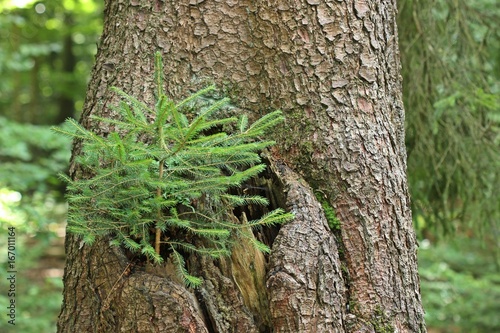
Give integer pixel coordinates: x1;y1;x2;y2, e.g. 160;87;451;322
6;0;37;8
0;188;23;225
420;238;431;249
34;3;45;14
0;189;22;203
73;33;85;44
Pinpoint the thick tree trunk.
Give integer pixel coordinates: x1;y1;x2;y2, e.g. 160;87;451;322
58;1;426;332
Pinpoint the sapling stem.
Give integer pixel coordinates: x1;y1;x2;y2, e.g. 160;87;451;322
155;160;164;256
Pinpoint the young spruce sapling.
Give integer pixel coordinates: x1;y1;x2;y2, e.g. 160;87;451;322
53;52;293;287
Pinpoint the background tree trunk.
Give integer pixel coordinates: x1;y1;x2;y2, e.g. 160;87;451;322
58;1;426;332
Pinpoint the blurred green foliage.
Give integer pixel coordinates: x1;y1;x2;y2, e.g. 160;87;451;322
0;0;102;124
0;116;70;232
419;237;500;332
398;0;500;237
0;1;102;332
398;0;500;331
0;104;70;333
0;236;64;333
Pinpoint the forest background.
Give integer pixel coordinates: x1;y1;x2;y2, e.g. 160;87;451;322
0;0;498;332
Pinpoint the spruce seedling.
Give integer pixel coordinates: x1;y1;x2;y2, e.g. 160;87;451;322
53;52;293;287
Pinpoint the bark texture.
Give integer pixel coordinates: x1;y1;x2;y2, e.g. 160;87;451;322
58;1;426;332
266;156;346;331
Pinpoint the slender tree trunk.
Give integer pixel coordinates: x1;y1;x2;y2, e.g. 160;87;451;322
55;14;77;124
58;1;426;332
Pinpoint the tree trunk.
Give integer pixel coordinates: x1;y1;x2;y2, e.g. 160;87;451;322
55;13;77;124
58;1;426;332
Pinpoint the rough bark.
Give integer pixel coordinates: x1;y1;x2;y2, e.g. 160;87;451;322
58;1;426;332
266;155;346;331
